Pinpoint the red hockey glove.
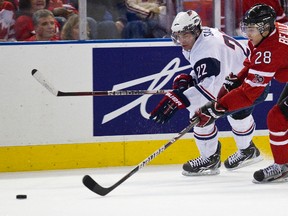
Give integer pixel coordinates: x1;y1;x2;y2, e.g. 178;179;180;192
191;101;226;127
217;73;241;99
150;90;190;124
172;73;195;92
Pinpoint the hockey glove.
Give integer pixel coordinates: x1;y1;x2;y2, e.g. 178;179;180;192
279;96;288;120
191;100;226;127
172;73;195;92
150;90;190;124
217;73;241;99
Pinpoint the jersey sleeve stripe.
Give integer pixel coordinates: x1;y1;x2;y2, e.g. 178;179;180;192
194;85;216;101
245;79;269;87
249;69;275;77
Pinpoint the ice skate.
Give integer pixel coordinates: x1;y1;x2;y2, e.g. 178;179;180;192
224;141;263;170
182;142;221;176
253;163;288;183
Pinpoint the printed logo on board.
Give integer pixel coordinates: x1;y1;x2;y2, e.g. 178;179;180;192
92;46;280;136
92;46;192;136
102;57;191;124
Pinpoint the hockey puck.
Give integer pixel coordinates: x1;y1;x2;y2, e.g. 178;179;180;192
16;194;27;199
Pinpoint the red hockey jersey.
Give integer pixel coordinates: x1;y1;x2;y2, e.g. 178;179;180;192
219;22;288;111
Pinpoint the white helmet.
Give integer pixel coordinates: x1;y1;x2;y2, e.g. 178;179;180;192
171;10;202;34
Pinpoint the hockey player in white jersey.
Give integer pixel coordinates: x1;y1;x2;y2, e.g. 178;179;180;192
150;10;267;176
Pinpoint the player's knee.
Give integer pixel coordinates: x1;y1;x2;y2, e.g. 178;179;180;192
230;107;253;119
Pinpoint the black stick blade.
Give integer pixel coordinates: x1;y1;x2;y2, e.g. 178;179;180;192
82;175;111;196
31;69;38;76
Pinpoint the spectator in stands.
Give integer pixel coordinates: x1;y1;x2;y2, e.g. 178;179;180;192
48;0;77;29
86;0;113;22
85;0;127;23
49;0;78;16
50;0;98;39
122;18;167;38
84;0;167;39
96;20;122;39
122;20;148;38
242;0;288;24
6;0;18;9
60;14;90;40
48;0;62;10
14;0;61;41
50;4;75;20
125;0;165;20
0;0;16;41
115;17;127;35
84;0;127;39
26;9;59;41
124;0;168;38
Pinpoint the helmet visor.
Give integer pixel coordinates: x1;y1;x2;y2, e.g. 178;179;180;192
171;31;195;45
240;22;261;38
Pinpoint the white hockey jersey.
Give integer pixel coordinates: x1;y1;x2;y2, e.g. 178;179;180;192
182;27;248;114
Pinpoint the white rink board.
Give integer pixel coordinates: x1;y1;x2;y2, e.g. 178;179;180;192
0;39;256;147
0;41;177;146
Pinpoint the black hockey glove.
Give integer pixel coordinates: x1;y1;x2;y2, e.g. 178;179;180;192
191;100;226;127
217;73;241;99
279;96;288;120
172;73;195;92
150;89;190;124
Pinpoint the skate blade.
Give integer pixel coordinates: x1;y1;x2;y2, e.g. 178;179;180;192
182;168;220;176
252;177;288;184
226;155;263;171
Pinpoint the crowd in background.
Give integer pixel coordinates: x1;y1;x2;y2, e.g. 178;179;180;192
0;0;287;42
0;0;170;41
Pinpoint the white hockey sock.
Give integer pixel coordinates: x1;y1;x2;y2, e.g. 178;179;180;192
193;124;219;159
227;115;255;150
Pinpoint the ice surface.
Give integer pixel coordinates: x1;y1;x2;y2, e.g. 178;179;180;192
1;160;287;216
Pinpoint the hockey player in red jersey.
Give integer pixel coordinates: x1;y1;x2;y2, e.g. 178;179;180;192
192;4;288;183
149;10;268;176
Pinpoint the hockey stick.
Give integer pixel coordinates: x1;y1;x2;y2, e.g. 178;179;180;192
31;69;170;96
82;118;199;196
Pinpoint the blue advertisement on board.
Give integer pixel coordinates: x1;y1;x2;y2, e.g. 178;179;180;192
92;46;285;136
